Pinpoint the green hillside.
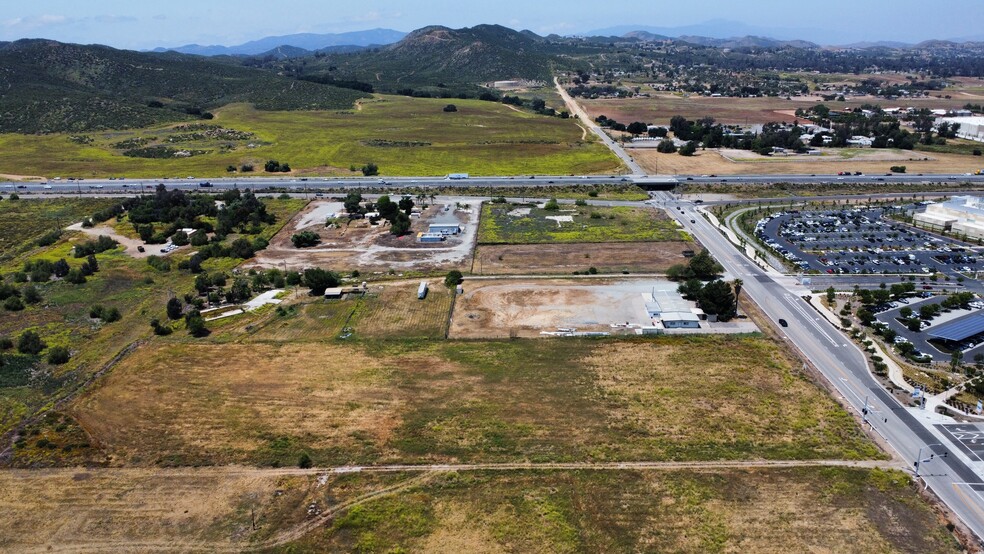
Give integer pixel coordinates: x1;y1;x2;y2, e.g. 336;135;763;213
0;40;368;133
289;25;555;92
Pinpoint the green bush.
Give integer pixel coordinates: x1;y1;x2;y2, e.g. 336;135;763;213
47;346;70;365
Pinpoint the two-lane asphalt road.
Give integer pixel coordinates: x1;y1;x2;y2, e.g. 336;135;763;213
661;192;984;544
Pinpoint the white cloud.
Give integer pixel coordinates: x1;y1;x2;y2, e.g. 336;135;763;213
3;14;71;30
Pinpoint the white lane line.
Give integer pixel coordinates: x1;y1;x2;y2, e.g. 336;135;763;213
785;293;840;347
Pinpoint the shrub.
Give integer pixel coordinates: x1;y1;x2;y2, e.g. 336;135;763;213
890;165;906;173
544;198;560;211
3;297;24;311
47;346;70;365
65;268;86;284
444;270;463;289
166;297;183;320
298;452;313;469
0;336;12;350
17;330;45;355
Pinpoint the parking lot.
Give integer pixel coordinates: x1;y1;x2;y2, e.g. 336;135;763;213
755;206;979;278
873;294;984;363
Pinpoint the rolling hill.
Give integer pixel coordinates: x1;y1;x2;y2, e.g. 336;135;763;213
299;25;555;90
153;28;406;57
0;39;368;133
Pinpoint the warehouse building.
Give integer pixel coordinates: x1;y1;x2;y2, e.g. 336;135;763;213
914;196;984;240
939;116;984;143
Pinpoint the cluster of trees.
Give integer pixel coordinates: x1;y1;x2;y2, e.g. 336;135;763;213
666;249;724;281
499;95;566;117
677;279;739;321
343;192;415;236
89;305;121;323
73;236;118;257
265;160;291;173
0;329;67;365
20;254;99;285
291;231;321;248
115;186;274;242
0;282;41;312
664;250;737;321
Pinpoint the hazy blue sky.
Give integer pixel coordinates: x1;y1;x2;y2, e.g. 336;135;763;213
3;0;982;49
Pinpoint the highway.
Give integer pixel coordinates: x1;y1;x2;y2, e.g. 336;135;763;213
3;172;984;195
659;190;984;545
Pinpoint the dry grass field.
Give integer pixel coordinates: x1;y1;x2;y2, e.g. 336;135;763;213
0;466;960;553
473;241;694;275
69;336;881;467
285;468;959;554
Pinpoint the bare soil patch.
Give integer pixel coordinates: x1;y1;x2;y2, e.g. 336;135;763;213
251;198;480;272
633;148;984;176
473;241;694;275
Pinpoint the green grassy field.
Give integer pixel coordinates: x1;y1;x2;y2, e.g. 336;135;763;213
0;198;117;262
0;96;622;179
279;468;959;554
478;203;685;244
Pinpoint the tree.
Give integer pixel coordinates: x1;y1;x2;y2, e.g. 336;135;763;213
186;314;208;337
445;270;463;289
900;306;913;319
544;198;560;211
656;139;677;153
65;268;86;284
226;278;252;304
826;286;836;304
678;140;698;156
166;297;183;320
390;212;412;236
21;285;41;304
677;278;704;299
376;196;399;221
344;192;364;216
398;196;415;215
952;350;964;373
626;121;648;135
86;254;98;273
47;346;70;365
732;278;743;311
361;162;379;177
689;249;723;279
698;280;737;321
53;259;70;278
171;230;189;246
303;268;340;295
17;330;45;355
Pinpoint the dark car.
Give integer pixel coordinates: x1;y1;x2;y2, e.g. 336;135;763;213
137;246;145;253
778;319;789;327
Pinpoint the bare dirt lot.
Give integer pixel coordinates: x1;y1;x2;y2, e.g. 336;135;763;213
473;241;695;275
632;148;984;176
451;279;679;338
251;197;480;272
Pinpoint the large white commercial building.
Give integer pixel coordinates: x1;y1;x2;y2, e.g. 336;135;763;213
914;196;984;240
940;116;984;143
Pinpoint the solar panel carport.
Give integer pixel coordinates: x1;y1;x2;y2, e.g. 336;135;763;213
927;312;984;342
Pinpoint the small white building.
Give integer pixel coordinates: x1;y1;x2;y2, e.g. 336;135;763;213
661;312;701;329
429;224;461;235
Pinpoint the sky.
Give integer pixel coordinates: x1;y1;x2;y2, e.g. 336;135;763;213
2;0;983;49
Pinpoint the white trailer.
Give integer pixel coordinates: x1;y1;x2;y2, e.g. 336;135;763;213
417;281;429;300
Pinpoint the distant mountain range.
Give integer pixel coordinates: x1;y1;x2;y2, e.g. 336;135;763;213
151;28;406;57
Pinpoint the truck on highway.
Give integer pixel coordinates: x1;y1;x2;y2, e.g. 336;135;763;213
976;169;983;175
446;173;469;180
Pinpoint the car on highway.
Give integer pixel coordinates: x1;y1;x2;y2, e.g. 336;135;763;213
778;319;788;327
